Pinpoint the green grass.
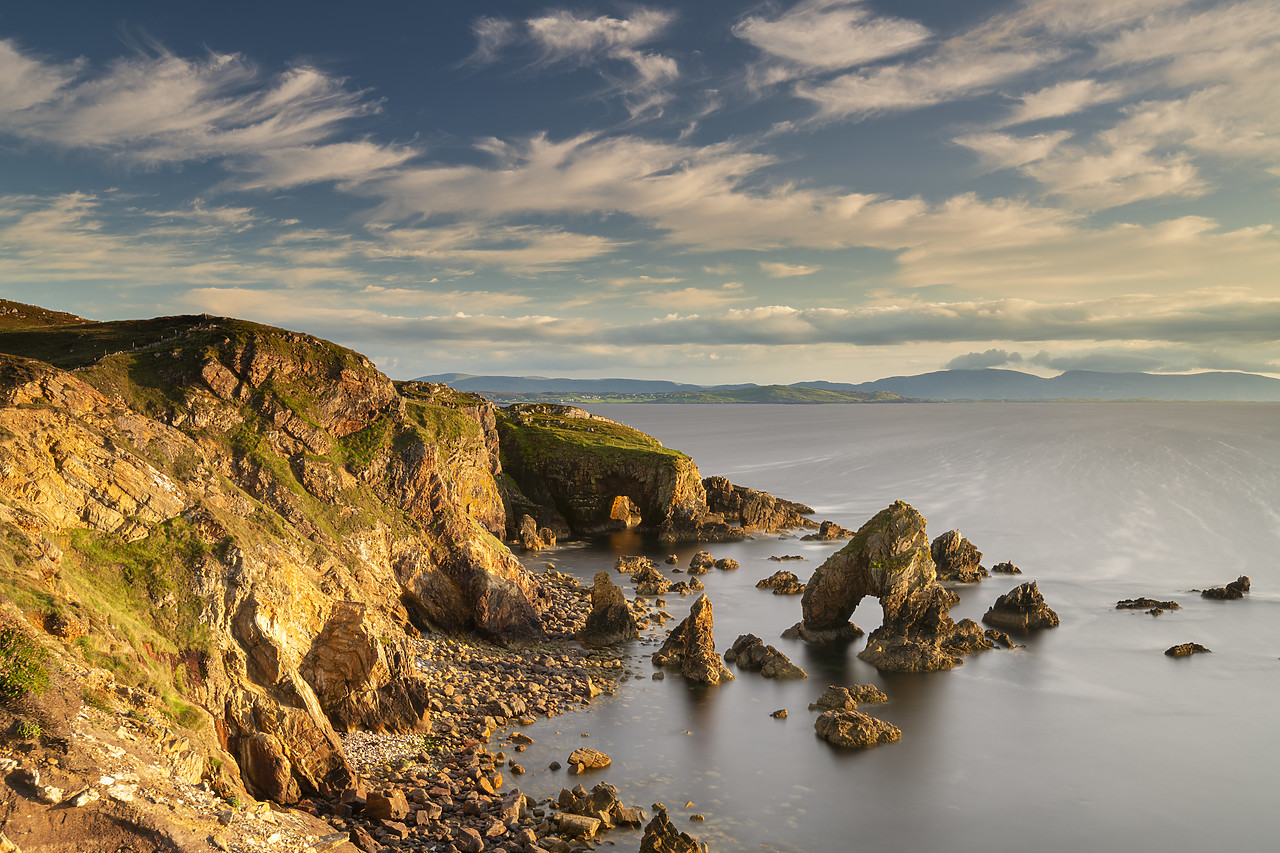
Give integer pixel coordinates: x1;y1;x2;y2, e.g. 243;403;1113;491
0;614;50;700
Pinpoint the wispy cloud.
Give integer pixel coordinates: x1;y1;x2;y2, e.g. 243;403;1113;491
760;261;821;277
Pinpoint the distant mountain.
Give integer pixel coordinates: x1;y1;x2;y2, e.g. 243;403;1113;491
803;368;1280;401
420;368;1280;402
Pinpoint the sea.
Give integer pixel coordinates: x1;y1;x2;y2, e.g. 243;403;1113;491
509;402;1280;852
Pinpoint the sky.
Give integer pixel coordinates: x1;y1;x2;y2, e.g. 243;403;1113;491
1;0;1278;384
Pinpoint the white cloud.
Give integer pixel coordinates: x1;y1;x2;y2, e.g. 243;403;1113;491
524;10;674;61
760;261;821;277
0;39;76;112
734;0;930;75
234;141;419;190
1000;79;1125;125
632;286;753;309
955;131;1072;170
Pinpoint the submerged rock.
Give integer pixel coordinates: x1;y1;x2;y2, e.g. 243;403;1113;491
983;581;1060;631
814;709;902;749
651;595;734;685
756;570;806;595
930;530;987;583
577;572;639;647
1165;642;1212;657
1201;576;1250;600
723;634;807;679
1116;597;1180;610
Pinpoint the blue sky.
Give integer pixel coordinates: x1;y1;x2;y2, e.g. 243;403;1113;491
2;0;1278;382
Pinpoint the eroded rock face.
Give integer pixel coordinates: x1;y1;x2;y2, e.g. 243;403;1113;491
982;582;1060;631
930;530;987;583
651;595;733;685
814;709;902;749
797;501;976;671
577;572;639;648
702;476;815;532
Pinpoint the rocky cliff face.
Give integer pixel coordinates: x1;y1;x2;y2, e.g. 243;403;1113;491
0;315;549;804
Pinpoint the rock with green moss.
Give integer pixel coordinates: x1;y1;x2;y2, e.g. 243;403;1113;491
794;500;982;672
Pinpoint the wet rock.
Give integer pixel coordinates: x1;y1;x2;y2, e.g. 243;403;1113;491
665;554;679;564
931;530;987;583
1201;576;1250;600
616;555;656;574
814;709;902;749
638;804;708;853
798;501;973;671
984;628;1023;649
940;618;994;654
1116;597;1180;610
1166;642;1212;657
577;572;639;647
723;634;806;679
990;561;1022;574
651;595;734;685
567;748;611;772
687;551;714;574
713;558;739;571
800;520;853;541
983;581;1060;631
771;709;788;719
807;684;887;711
519;514;556;551
756;570;805;595
632;565;672;596
768;554;805;562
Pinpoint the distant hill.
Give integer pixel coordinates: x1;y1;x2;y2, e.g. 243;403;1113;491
415;373;715;394
0;298;89;329
805;368;1280;401
657;385;909;404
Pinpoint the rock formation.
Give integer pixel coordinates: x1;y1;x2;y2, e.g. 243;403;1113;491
756;570;805;595
983;582;1060;630
702;476;816;532
794;501;976;671
1201;576;1250;600
723;634;807;679
801;520;853;541
1116;597;1180;611
517;514;556;551
1165;642;1212;657
991;561;1022;574
713;557;739;571
687;551;715;574
807;684;887;711
577;572;639;647
651;595;733;685
631;565;671;596
639;804;707;853
814;710;902;749
930;530;987;582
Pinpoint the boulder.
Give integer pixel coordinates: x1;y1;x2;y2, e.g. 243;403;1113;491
814;709;902;749
982;582;1060;631
807;684;887;711
616;555;656;574
797;501;974;671
713;558;739;571
800;520;853;541
1165;642;1212;657
366;789;410;821
990;561;1022;574
1201;576;1250;600
518;514;555;551
930;530;987;583
577;572;639;647
639;805;707;853
651;595;734;685
723;634;807;679
687;551;714;574
631;565;672;596
556;782;646;829
756;570;805;595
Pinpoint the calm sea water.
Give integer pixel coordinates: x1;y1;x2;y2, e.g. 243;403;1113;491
511;403;1280;852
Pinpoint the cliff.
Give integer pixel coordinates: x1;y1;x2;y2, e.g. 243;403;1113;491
0;314;547;805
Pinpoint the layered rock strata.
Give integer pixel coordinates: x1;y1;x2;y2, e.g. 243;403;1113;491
651;595;733;685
